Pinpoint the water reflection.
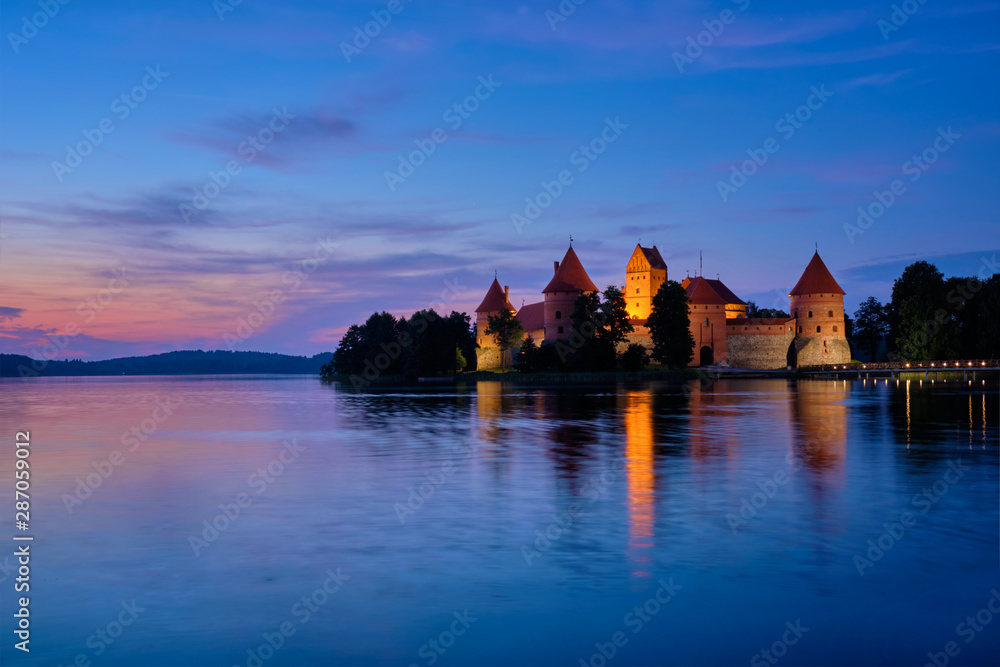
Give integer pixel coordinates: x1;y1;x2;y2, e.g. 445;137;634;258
623;389;654;577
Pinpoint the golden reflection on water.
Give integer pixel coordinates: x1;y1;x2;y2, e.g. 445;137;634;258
623;389;654;576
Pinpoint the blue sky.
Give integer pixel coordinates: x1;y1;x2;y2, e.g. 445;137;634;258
1;0;998;359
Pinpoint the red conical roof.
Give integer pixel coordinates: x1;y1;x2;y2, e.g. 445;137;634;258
475;278;514;313
789;252;845;296
543;246;599;294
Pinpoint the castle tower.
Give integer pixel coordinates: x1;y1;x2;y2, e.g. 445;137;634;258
542;246;599;341
475;277;515;370
625;244;667;321
681;276;729;365
788;252;851;367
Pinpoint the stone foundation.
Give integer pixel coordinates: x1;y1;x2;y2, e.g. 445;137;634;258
727;331;795;370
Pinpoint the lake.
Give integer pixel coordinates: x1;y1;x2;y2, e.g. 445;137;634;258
1;374;997;666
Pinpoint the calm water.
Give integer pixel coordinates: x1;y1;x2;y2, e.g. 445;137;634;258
1;375;998;667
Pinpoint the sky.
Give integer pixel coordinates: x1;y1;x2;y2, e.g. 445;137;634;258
1;0;998;361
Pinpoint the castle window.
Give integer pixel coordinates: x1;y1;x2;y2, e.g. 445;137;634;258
636;288;640;294
816;326;821;333
823;340;827;347
798;326;803;333
808;311;813;318
555;310;561;319
828;310;833;318
557;326;564;334
794;310;797;318
833;326;838;333
704;318;709;327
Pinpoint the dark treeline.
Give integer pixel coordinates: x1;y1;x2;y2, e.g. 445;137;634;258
1;350;333;378
849;260;999;361
322;310;477;385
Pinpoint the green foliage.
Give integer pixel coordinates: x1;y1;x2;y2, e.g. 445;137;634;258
646;280;695;369
852;296;888;361
326;309;475;381
514;335;539;372
887;261;999;361
620;343;649;371
484;309;525;370
746;301;791;318
562;285;634;372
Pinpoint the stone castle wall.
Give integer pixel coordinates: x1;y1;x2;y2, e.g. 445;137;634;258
476;346;511;371
793;336;851;367
727;331;795;370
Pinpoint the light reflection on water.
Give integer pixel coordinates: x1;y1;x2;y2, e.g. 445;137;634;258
0;375;997;667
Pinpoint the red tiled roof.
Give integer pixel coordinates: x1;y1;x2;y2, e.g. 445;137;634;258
705;278;746;306
475;278;514;313
516;301;545;332
639;245;667;270
789;252;845;296
684;276;726;304
542;246;599;294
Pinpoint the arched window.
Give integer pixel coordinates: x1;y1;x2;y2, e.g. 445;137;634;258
833;326;838;333
828;310;833;318
636;287;640;294
808;311;813;318
704;317;710;326
798;326;802;333
555;310;561;319
557;326;564;334
816;326;821;333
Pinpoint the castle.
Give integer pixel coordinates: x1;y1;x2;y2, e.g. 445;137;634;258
475;243;851;370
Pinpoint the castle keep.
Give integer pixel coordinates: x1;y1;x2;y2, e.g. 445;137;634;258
475;244;851;370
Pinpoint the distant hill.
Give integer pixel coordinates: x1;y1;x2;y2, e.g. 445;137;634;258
0;350;334;378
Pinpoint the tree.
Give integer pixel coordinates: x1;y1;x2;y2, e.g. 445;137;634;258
888;261;948;360
514;335;539;373
852;297;888;361
329;311;404;376
646;280;695;368
746;301;791;319
484;309;524;371
620;343;649;371
599;285;634;348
